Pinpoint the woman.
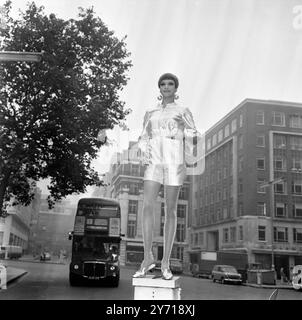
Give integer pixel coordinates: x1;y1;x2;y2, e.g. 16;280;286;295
133;73;200;280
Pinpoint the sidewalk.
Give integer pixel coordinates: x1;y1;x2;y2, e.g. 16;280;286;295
18;255;67;265
243;280;293;290
0;264;27;289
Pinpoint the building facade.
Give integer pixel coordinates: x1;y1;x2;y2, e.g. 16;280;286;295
0;187;41;253
188;99;302;279
107;142;191;269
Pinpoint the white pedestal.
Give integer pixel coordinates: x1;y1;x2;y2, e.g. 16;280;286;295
132;275;181;300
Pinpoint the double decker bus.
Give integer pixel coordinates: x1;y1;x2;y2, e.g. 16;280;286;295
69;197;122;287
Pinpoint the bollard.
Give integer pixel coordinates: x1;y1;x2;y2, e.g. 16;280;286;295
0;263;7;289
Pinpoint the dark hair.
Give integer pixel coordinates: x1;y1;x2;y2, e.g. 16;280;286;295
158;73;179;89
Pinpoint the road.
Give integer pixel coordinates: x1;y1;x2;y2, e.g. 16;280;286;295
0;260;301;300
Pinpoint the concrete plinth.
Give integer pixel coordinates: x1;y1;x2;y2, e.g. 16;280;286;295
132;275;181;300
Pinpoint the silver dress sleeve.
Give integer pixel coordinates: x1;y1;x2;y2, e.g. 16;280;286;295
137;111;150;154
182;107;197;133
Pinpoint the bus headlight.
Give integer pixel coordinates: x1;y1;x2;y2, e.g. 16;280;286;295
110;265;116;271
74;264;79;270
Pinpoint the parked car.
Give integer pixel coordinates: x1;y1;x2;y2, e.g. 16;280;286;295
155;258;183;274
40;252;51;261
292;265;302;291
212;264;242;284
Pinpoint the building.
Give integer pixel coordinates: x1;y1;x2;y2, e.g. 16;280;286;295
107;141;191;269
29;195;77;257
0;187;41;253
188;98;302;279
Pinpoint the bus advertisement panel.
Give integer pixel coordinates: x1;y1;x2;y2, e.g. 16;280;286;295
69;198;122;287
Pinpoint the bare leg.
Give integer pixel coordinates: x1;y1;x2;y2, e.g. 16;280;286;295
141;180;161;265
162;185;181;270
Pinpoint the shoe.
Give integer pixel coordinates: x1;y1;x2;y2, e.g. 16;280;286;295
161;267;173;280
133;261;156;278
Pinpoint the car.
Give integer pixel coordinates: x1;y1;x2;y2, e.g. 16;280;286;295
40;252;51;261
212;264;242;284
292;265;302;291
155;258;183;274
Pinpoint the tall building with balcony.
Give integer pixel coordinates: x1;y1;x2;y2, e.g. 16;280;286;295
107;141;191;269
188;98;302;278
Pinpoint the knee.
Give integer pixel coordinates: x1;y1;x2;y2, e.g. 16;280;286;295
165;205;177;219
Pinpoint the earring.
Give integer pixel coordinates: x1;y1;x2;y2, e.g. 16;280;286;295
174;94;179;100
157;94;163;100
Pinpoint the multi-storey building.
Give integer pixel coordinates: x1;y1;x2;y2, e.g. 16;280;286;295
188;98;302;279
108;142;191;269
0;187;41;253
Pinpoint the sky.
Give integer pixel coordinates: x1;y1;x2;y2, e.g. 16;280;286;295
3;0;302;199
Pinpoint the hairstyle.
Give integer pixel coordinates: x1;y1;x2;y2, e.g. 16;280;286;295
158;73;179;89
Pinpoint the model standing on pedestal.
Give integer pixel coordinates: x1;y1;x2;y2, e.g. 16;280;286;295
133;73;200;280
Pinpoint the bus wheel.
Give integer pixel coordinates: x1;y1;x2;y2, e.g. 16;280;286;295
69;273;81;286
110;276;119;287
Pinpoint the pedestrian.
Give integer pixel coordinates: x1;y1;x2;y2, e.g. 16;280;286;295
280;267;288;284
289;266;294;283
132;73;203;280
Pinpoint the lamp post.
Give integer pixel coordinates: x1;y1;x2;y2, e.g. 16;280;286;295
260;176;285;270
0;51;43;62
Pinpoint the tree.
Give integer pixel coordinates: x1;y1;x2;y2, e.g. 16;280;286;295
0;1;132;216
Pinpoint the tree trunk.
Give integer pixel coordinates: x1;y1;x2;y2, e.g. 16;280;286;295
0;168;12;216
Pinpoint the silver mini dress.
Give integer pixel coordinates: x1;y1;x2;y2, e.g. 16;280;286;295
138;102;198;186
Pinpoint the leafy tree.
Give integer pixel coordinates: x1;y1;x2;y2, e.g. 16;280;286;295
0;1;132;216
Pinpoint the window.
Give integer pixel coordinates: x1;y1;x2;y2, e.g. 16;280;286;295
207;138;211;151
274;227;288;242
224;125;230;137
293;228;302;243
231;119;237;133
292;157;302;171
257;202;266;216
238;134;243;149
239;203;243;216
257;158;265;170
128;200;138;214
223;207;228;219
127;200;138;238
129;183;139;195
256;111;264;125
274;182;285;194
176;222;185;242
275;203;287;217
290;136;302;150
272;112;285;126
131;164;139;175
238;225;243;241
293;203;302;218
177;204;186;218
274;157;286;171
223;188;227;200
239;156;243;172
218;129;223;143
274;135;286;149
257;179;266;193
258;225;266;241
256;135;265;147
238;180;243;194
292;181;302;194
239;114;243;127
199;232;204;245
290;115;302;128
212;134;217;147
230;227;236;242
223;228;229;243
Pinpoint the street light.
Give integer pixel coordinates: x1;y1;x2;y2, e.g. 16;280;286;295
260;176;286;270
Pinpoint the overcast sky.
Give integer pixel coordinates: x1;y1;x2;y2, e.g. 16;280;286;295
4;0;302;198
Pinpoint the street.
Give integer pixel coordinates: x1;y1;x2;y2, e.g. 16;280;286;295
0;260;302;300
